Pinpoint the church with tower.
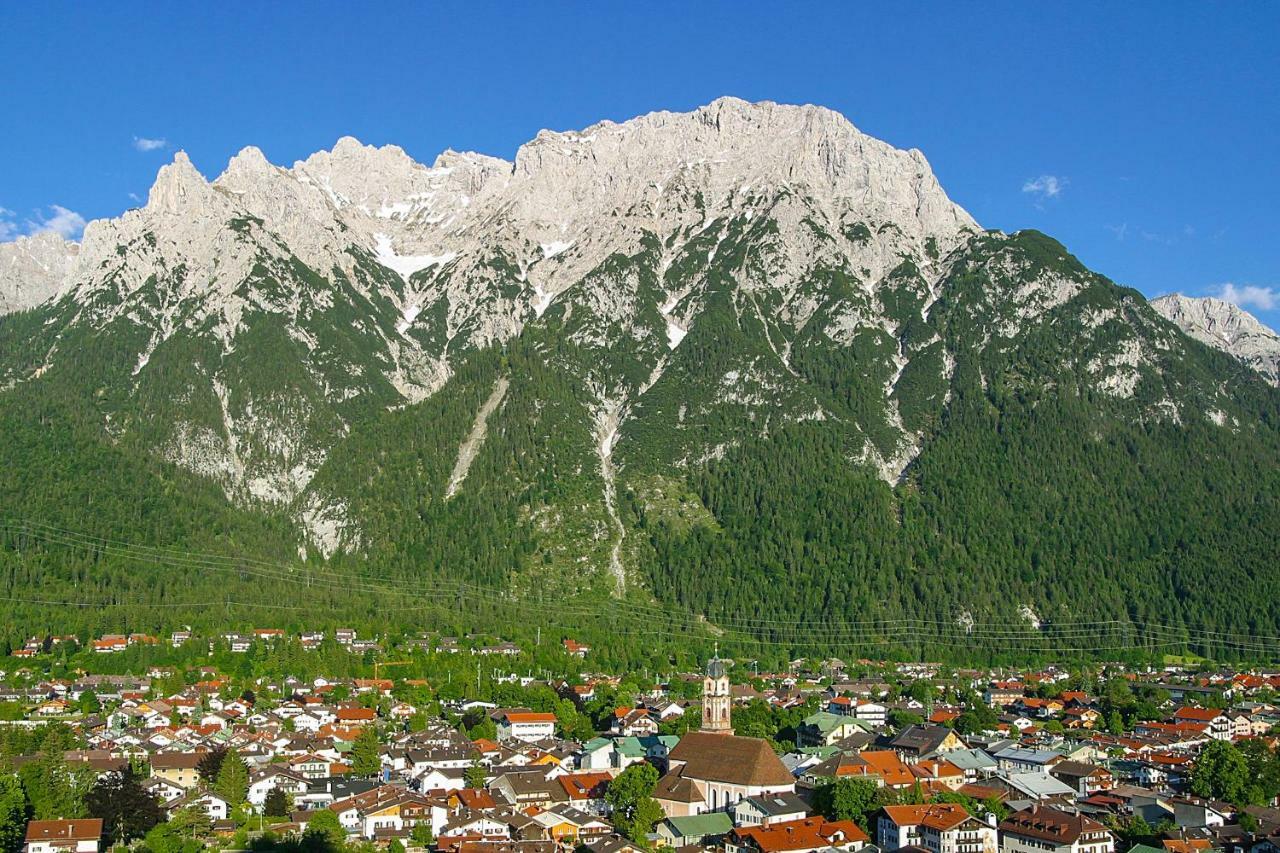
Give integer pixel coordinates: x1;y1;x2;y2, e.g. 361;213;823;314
654;653;795;817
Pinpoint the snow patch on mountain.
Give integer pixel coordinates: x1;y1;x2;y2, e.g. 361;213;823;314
373;233;456;280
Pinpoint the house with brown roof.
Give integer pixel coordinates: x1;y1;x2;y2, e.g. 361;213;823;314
890;726;968;764
728;816;869;853
655;731;795;817
998;805;1114;853
24;820;103;853
1048;762;1114;796
150;750;206;789
1172;707;1234;741
877;803;996;853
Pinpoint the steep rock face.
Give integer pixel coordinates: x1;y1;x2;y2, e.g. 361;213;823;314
0;232;79;314
1151;294;1280;386
0;98;1277;613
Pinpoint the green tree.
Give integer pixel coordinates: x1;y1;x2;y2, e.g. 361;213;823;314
814;777;880;827
605;763;661;841
953;696;998;735
169;804;211;842
140;822;188;853
303;809;346;852
0;776;29;853
213;752;249;806
1237;738;1280;805
263;786;289;818
84;768;164;845
410;823;434;849
464;759;487;789
196;746;228;787
1191;740;1249;803
351;727;382;777
77;691;100;716
930;790;980;818
18;752;92;820
889;710;925;729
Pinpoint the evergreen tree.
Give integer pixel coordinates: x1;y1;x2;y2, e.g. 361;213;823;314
464;760;486;790
169;804;211;843
213;752;249;806
18;752;91;820
197;746;228;787
350;727;382;777
0;776;29;853
263;786;289;818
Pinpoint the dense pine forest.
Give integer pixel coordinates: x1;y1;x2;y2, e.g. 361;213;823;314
2;177;1279;668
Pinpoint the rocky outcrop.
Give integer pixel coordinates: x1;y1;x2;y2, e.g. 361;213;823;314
1152;294;1280;385
0;232;78;314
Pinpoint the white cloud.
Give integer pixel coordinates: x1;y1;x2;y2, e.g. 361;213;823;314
1105;223;1128;241
1214;283;1278;312
133;136;167;152
1022;174;1067;199
27;205;87;240
0;206;17;241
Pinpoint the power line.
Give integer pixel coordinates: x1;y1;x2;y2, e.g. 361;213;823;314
3;518;1279;657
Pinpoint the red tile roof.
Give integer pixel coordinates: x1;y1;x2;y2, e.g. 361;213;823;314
25;820;104;842
733;817;868;852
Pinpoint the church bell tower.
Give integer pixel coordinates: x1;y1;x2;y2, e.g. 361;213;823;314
701;646;733;735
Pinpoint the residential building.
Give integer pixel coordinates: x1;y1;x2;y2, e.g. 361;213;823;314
495;710;557;743
728;817;869;853
24;820;103;853
998;806;1114;853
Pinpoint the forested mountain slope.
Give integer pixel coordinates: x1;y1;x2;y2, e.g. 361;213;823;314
1;99;1277;660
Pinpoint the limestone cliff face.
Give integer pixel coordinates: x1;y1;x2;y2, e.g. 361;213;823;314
2;99;1269;561
1152;294;1280;386
0;232;78;314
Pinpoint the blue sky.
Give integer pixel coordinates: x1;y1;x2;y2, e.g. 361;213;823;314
2;2;1277;326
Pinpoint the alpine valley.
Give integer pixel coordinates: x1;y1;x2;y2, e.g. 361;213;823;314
2;99;1278;661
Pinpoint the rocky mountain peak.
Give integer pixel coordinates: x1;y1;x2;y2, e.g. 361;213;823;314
1151;293;1280;385
509;97;975;254
0;231;79;314
147;150;215;216
221;145;275;177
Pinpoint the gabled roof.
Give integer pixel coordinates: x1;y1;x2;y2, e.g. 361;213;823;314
732;817;868;852
1174;707;1223;722
1000;805;1109;844
499;712;557;724
668;731;794;787
891;725;961;755
151;750;206;770
881;804;972;831
25;820;103;842
654;770;705;803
